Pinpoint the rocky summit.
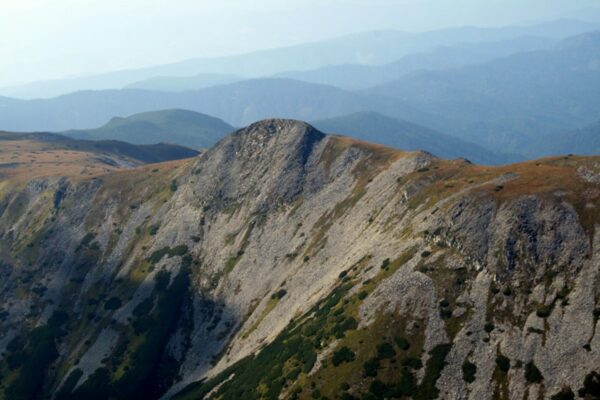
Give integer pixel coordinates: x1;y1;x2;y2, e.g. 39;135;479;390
0;119;598;400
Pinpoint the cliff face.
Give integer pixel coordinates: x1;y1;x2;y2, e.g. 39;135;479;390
0;120;598;400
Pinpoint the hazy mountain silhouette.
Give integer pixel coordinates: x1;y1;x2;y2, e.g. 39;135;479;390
2;30;600;160
125;73;242;92
0;79;439;131
64;109;234;148
364;30;600;156
539;119;600;156
0;19;596;99
277;36;555;90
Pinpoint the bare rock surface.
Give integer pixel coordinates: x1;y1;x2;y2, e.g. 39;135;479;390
0;120;597;400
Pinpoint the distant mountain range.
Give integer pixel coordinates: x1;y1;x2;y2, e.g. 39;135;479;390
1;22;600;163
123;35;556;93
362;30;600;156
0;19;596;99
60;109;505;164
277;35;556;90
125;74;242;92
0;79;425;132
64;109;234;149
539;119;600;156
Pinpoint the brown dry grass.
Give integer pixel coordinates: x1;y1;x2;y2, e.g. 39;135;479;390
3;134;600;234
0;140;126;183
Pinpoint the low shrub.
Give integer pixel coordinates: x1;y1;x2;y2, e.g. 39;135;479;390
104;297;122;311
332;346;355;366
462;361;476;383
376;342;396;360
155;270;171;291
394;336;410;351
148;224;160;236
536;304;553;318
496;355;510;373
525;361;543;383
169;245;189;257
271;289;287;300
578;371;600;398
402;357;423;370
551;387;574;400
414;343;452;399
440;308;452;319
380;258;390;269
363;358;380;377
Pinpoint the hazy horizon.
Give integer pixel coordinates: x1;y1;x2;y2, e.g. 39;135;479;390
2;0;600;88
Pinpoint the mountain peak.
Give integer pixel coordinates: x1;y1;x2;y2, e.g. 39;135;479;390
233;118;325;148
190;119;328;210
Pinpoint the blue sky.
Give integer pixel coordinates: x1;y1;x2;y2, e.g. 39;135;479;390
1;0;600;87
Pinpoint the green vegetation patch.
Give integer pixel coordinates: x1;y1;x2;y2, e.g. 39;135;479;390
417;252;472;338
493;349;511;400
148;224;160;236
462;360;477;383
414;343;453;400
174;250;442;400
524;361;543;383
173;280;364;400
332;347;356;366
104;296;123;311
61;264;192;400
551;387;575;400
174;324;318;400
147;245;189;265
242;296;281;339
577;371;600;398
3;311;69;399
224;250;245;276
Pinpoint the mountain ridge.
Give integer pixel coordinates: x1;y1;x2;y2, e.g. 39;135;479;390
0;129;198;183
63;109;234;149
277;35;556;90
0;119;598;399
363;29;600;155
1;18;597;99
125;74;242;92
312;111;514;164
3;26;600;161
